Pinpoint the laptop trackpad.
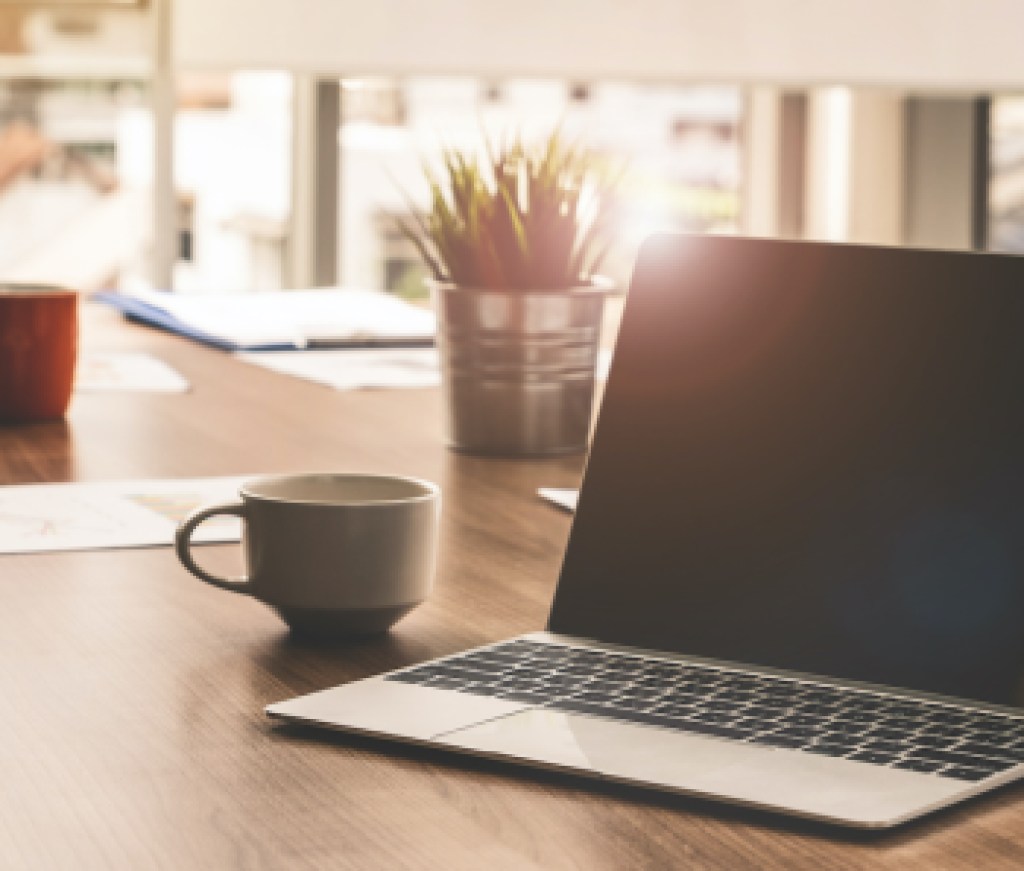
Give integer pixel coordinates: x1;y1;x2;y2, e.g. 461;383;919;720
439;709;959;826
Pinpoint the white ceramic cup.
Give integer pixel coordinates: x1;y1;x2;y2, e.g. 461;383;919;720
175;473;440;636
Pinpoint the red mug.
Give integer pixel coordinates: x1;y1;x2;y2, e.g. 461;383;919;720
0;284;78;423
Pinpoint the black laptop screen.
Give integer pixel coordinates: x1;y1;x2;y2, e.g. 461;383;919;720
548;236;1024;708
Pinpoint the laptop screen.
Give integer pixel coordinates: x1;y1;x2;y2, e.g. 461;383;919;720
548;236;1024;708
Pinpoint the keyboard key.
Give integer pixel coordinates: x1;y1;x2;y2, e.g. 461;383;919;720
948;742;1024;763
770;726;823;740
969;726;1018;744
718;693;758;706
511;666;552;677
862;740;905;754
805;691;846;704
826;720;865;735
520;645;570;660
911;734;955;749
894;758;945;774
835;710;879;724
472;652;527;665
867;727;906;742
816;732;863;747
588;679;634;692
538;675;577;686
451;667;502;682
428;677;469;689
701;699;739;712
664;690;705;704
734;716;781;732
907;748;1014;772
804;742;858;757
567;650;607;663
499;690;556;704
848;751;898;766
640;663;680;675
388;669;433;684
617;698;659;711
574;690;616;703
723;679;762;692
751;734;808;749
551;666;595;678
631;713;753;738
916;704;954;720
855;698;890;710
973;713;1020;730
791;703;834;716
747;693;790;705
883;703;927;719
781;714;826;728
495;679;545;690
458;683;500;697
600;669;640;681
919;724;968;739
654;703;702;717
877;717;924;732
942;765;998;782
620;688;669;701
690;711;734;725
937;711;976;726
761;685;798;699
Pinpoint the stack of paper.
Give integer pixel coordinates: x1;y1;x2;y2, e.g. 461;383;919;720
239;348;442;391
94;288;436;352
0;476;248;554
238;347;613;393
75;352;190;393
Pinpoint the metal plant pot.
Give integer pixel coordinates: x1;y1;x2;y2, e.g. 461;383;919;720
433;279;610;457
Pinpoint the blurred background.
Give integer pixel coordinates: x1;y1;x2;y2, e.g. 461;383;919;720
0;0;1021;299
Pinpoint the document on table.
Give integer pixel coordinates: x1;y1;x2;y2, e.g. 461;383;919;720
237;348;613;392
75;352;190;393
94;287;436;351
238;347;442;390
538;488;579;512
0;476;250;555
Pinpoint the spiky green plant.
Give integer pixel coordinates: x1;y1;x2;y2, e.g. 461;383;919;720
396;132;619;291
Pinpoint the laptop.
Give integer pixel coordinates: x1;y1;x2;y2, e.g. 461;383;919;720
267;235;1024;829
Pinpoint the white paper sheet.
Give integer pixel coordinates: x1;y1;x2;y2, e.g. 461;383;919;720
122;287;436;349
75;352;190;393
0;476;250;554
238;347;443;390
538;487;578;512
238;348;613;392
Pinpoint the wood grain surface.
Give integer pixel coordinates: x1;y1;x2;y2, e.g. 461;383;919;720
2;304;1023;869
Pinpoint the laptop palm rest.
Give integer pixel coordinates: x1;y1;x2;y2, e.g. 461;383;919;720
438;709;963;827
266;680;528;741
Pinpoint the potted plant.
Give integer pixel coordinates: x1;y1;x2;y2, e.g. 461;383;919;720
398;131;619;456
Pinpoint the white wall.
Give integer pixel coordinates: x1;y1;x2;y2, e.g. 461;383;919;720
176;0;1024;90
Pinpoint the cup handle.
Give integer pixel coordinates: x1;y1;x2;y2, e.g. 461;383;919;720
174;501;252;595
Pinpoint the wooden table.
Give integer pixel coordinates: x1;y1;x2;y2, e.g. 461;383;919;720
3;305;1024;869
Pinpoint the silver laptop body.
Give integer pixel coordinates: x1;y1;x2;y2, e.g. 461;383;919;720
269;237;1024;829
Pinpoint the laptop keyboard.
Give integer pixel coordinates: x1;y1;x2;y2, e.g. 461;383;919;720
386;639;1024;782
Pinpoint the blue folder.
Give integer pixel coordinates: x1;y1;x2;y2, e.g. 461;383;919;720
93;290;435;352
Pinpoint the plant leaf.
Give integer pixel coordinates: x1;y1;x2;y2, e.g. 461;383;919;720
394;128;616;290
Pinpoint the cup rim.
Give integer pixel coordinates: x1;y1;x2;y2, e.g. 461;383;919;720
0;283;76;299
240;472;439;507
